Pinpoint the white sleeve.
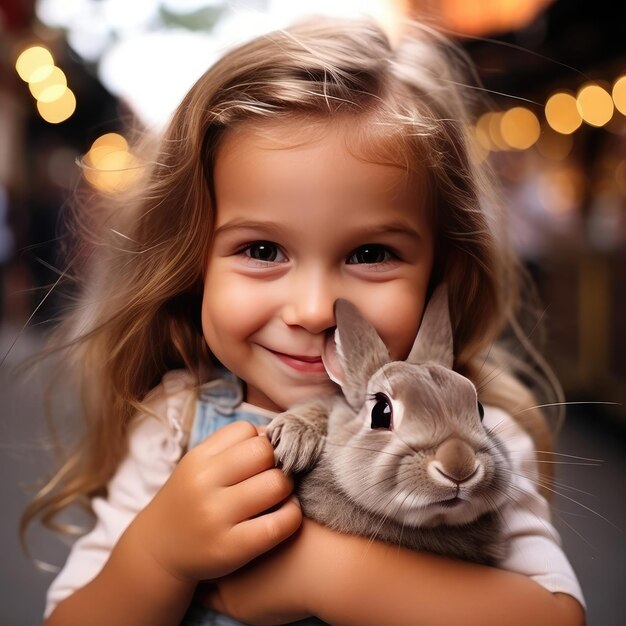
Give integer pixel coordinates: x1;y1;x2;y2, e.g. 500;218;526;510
44;370;196;619
483;406;586;608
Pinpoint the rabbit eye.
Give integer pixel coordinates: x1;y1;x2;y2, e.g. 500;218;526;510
371;393;393;430
477;401;485;422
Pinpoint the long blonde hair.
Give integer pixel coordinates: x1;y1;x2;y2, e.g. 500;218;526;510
20;15;560;545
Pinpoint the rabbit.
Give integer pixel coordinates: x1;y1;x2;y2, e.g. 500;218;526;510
267;285;512;566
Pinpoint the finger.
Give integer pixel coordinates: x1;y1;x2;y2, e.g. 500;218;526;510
210;434;277;486
194;420;259;458
230;497;302;560
223;467;294;521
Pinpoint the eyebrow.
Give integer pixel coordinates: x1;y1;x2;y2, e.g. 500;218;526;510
213;219;287;238
213;219;424;241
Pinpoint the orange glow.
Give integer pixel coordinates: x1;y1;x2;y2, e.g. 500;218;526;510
612;75;626;116
577;83;614;127
435;0;555;36
500;107;540;150
545;92;582;135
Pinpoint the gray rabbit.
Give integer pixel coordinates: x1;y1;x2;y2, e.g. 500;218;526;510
267;285;512;566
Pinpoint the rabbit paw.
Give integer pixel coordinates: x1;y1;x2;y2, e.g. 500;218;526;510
267;413;326;474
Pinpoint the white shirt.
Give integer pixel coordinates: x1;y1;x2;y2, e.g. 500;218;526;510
44;369;585;618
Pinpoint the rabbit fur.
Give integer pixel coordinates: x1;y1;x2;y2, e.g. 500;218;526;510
267;285;512;566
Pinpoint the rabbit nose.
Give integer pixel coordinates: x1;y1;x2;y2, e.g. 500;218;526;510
433;438;478;484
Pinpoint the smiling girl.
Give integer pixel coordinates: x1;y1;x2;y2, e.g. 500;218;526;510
23;16;584;626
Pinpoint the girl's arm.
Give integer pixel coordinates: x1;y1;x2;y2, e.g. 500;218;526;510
205;518;585;626
45;421;302;626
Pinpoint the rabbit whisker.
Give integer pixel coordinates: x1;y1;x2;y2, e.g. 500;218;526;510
324;440;405;458
514;401;620;416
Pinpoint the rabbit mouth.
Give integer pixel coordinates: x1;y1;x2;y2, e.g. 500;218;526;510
434;496;466;508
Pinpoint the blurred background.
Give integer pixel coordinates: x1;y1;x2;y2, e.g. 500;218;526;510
0;0;624;624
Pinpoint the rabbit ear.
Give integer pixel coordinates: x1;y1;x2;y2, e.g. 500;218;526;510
322;299;390;409
406;284;454;368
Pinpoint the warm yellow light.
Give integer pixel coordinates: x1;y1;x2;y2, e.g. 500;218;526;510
84;148;141;194
36;88;76;124
500;107;540;150
475;114;493;151
576;83;614;127
612;75;626;116
475;111;507;151
487;112;508;150
15;46;54;82
91;133;129;153
29;66;67;102
545;92;582;135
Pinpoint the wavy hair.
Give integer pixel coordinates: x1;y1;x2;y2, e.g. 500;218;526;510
20;15;560;546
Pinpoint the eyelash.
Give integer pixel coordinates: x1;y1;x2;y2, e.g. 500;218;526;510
237;241;399;267
346;245;397;266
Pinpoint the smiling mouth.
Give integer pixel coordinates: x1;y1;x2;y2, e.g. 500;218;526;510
267;349;327;373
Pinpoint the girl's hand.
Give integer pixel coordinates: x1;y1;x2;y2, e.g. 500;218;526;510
127;420;302;584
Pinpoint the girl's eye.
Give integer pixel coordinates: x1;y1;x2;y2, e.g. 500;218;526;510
371;393;393;430
347;245;392;265
477;401;485;422
243;241;285;263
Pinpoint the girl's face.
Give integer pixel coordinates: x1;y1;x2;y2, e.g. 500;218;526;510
202;119;434;412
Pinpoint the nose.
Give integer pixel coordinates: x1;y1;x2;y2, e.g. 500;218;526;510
281;268;336;334
432;438;478;485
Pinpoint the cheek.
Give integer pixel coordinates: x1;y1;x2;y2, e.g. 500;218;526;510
360;291;425;361
201;267;259;342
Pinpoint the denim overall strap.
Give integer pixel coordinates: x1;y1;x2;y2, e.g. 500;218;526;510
180;374;329;626
188;373;271;449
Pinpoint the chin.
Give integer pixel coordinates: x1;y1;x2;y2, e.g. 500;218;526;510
277;384;337;411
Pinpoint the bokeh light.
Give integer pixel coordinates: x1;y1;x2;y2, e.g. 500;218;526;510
36;88;77;123
500;106;541;149
576;83;614;127
28;66;68;102
83;134;141;193
612;75;626;116
91;133;128;152
545;92;582;134
15;46;54;82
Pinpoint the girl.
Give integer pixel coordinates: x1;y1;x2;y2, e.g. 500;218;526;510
22;16;585;626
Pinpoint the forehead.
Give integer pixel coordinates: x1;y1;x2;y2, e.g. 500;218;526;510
214;116;426;194
212;116;429;214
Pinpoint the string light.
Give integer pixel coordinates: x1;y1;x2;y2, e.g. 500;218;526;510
83;133;141;193
15;44;76;124
612;75;626;116
576;83;614;127
37;89;77;124
500;107;541;150
545;92;582;135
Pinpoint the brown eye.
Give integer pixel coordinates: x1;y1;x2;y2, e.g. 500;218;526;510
245;241;284;262
347;245;392;264
371;393;392;430
477;401;485;422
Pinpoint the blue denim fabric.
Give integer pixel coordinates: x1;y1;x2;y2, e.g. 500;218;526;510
188;373;271;448
180;374;327;626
